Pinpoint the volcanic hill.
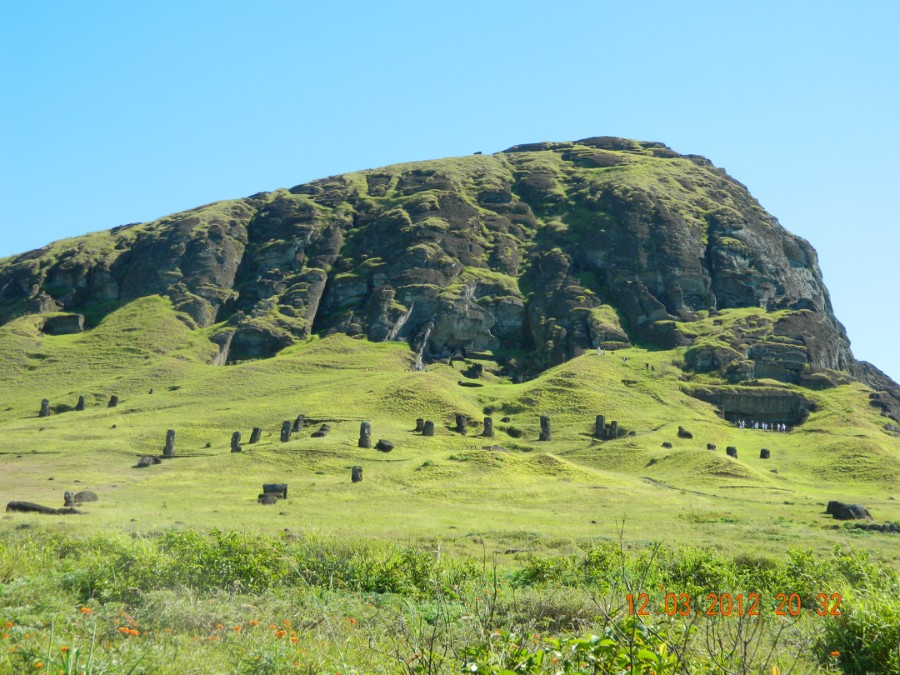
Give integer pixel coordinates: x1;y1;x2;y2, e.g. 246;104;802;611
1;137;898;548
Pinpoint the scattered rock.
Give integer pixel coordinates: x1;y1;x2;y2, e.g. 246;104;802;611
375;439;394;453
677;426;693;439
760;448;770;459
135;455;161;468
661;442;672;448
41;313;85;335
726;446;738;458
262;483;288;499
707;443;716;450
64;490;97;506
827;501;872;520
501;417;511;423
257;493;279;505
311;423;330;438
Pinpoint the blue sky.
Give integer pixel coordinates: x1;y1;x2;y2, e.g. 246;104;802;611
1;1;898;381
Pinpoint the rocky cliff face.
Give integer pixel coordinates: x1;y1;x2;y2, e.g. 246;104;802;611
0;137;890;406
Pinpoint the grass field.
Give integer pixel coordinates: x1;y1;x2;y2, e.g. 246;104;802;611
1;297;899;672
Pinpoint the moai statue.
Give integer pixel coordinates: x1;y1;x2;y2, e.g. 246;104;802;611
75;395;86;411
726;446;738;459
163;429;176;458
760;448;771;459
39;399;50;418
456;414;467;435
64;491;74;507
415;418;425;432
539;415;552;442
249;427;262;444
423;420;435;437
594;415;605;439
280;421;292;443
108;395;119;408
352;466;363;483
358;421;372;449
231;431;242;453
292;415;305;433
609;421;619;439
482;417;494;438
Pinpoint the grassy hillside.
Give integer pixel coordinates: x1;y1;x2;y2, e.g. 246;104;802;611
1;296;897;561
2;296;900;673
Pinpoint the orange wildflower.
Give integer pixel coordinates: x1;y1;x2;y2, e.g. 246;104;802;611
276;630;287;638
34;662;43;670
215;624;224;630
3;622;12;628
79;607;92;614
118;627;129;634
269;624;278;631
830;651;840;657
1;634;7;639
233;625;241;632
60;646;69;653
248;620;259;626
129;629;139;637
291;636;299;643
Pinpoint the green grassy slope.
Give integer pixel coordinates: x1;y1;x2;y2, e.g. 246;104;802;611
1;297;898;563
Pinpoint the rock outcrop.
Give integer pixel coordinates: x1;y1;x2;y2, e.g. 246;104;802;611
0;137;894;412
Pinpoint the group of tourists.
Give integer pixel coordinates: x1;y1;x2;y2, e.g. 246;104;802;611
735;419;789;432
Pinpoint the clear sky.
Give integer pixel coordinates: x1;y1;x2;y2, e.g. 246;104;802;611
2;1;898;381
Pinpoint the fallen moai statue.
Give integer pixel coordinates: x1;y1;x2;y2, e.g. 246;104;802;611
6;501;81;515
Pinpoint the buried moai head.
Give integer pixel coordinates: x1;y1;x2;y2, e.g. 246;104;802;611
482;417;494;438
594;415;606;438
75;395;86;411
455;414;467;435
39;399;50;418
64;491;74;507
415;418;425;432
108;395;119;408
677;426;693;439
422;420;435;437
539;416;551;442
293;415;305;433
249;427;262;444
163;429;176;457
359;421;372;448
280;421;292;442
760;448;770;459
352;466;363;483
726;446;738;459
231;431;242;453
